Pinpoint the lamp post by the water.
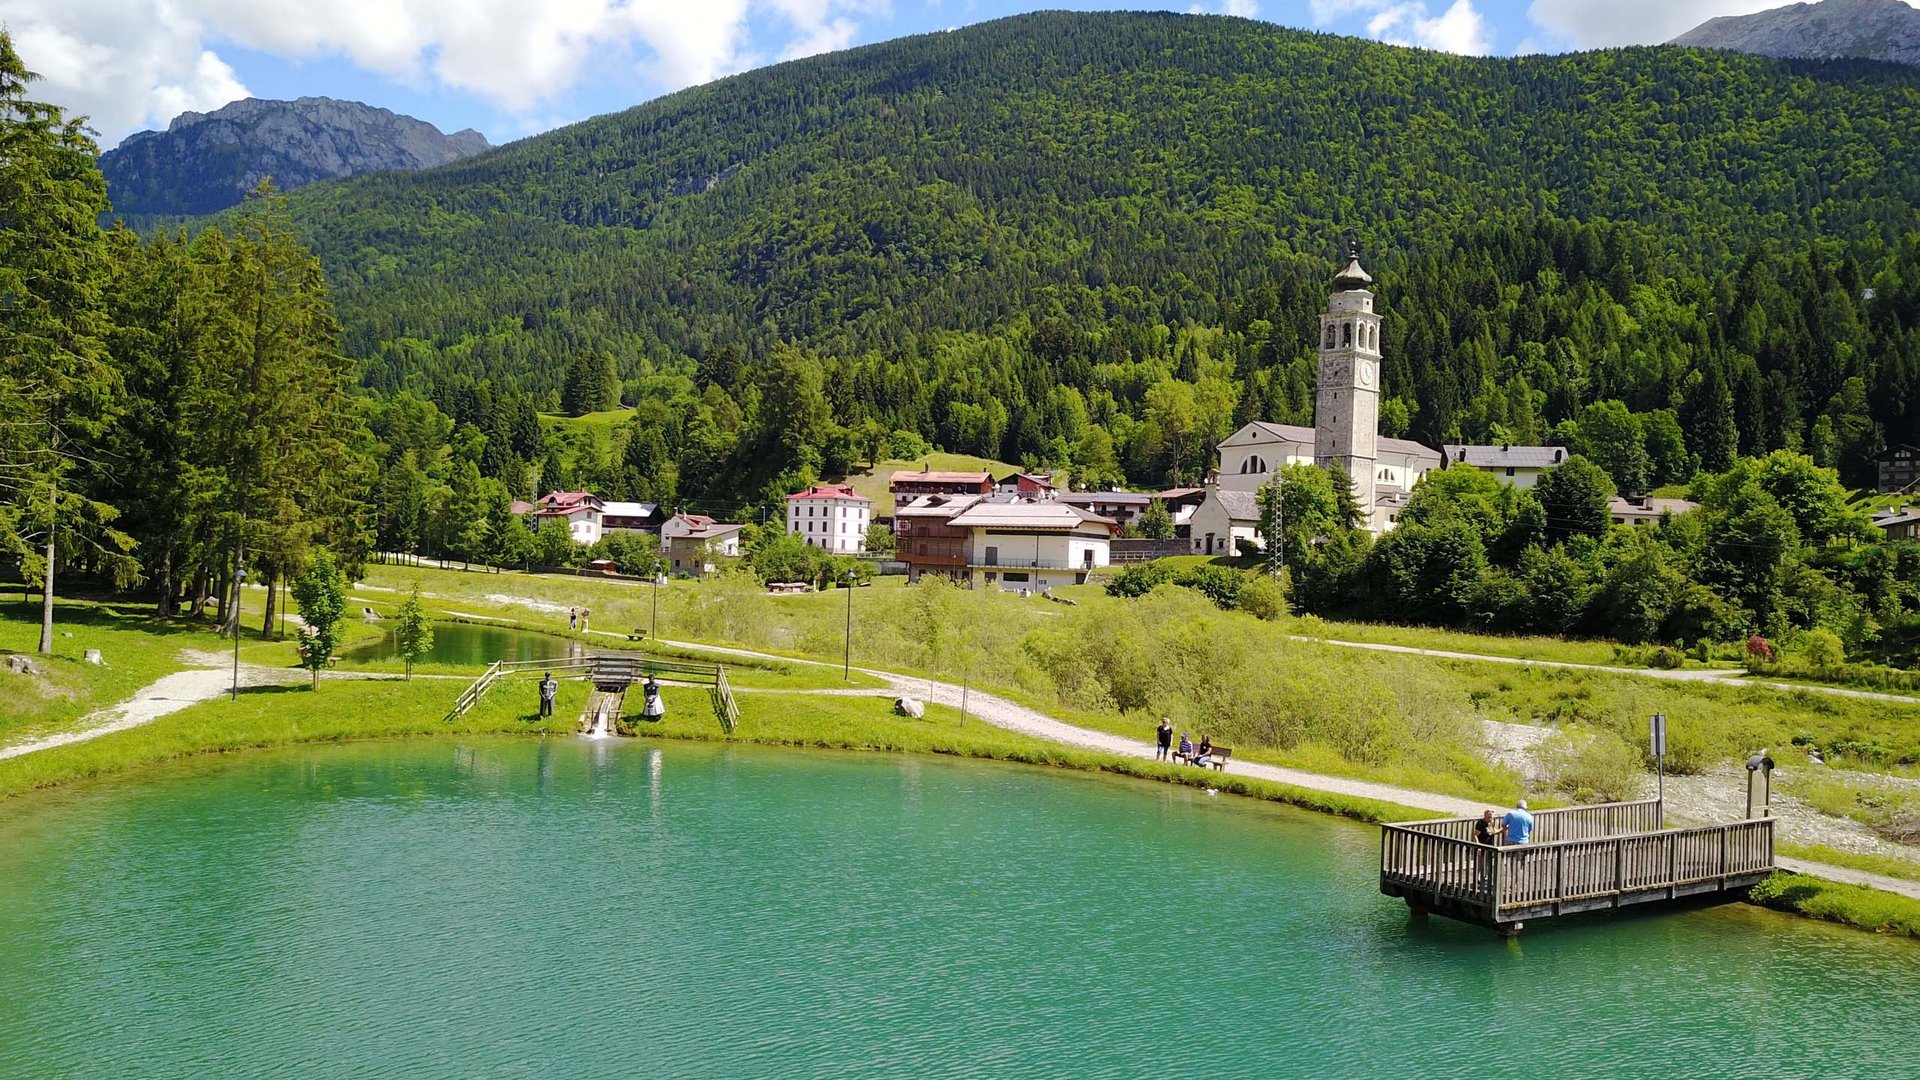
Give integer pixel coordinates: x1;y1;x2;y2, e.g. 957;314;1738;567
843;568;855;681
1650;712;1667;823
651;564;664;641
230;561;248;702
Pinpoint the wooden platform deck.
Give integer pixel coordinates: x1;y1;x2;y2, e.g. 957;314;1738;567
445;652;739;733
1380;800;1774;933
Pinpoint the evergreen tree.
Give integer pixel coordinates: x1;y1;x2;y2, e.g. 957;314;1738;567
392;581;434;680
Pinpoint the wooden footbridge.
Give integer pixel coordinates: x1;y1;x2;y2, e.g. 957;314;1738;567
444;652;739;734
1380;799;1774;934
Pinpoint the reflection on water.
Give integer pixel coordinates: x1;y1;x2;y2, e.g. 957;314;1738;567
348;621;584;666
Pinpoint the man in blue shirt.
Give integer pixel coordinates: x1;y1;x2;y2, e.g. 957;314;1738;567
1503;800;1535;845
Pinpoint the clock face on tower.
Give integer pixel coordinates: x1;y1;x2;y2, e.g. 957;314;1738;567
1358;360;1375;388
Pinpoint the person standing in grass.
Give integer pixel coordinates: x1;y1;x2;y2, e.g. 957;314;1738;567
539;672;557;718
1155;718;1173;761
1503;800;1535;845
568;608;578;631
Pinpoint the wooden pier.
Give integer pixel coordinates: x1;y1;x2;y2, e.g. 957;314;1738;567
1380;800;1774;933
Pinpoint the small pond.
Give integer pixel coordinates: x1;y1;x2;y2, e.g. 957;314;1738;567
348;620;584;666
0;740;1916;1077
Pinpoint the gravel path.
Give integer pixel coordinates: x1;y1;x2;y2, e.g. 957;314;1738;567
1306;637;1920;705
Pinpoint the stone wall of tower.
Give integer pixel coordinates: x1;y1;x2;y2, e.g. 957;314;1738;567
1314;286;1382;523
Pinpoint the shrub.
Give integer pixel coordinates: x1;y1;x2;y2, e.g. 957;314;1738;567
1539;727;1643;803
1744;634;1775;673
1178;565;1244;609
1803;628;1846;671
1649;646;1684;670
1238;574;1287;621
1105;561;1175;598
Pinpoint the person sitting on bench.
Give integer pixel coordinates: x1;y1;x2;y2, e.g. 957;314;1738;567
1175;732;1194;764
1191;735;1213;769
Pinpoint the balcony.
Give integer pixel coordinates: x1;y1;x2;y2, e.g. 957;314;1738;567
968;557;1098;571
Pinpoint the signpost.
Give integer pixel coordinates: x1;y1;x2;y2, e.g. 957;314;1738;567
1650;712;1667;823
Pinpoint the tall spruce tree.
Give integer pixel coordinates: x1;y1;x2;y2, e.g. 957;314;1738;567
0;34;134;652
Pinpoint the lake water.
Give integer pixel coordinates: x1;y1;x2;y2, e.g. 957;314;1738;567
348;621;585;666
0;740;1914;1078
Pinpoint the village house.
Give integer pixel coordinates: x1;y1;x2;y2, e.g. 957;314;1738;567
1880;444;1920;494
1057;490;1152;529
535;492;604;544
1872;505;1920;542
945;499;1115;592
888;469;994;500
1153;487;1209;535
1608;494;1699;527
600;500;664;533
1187;489;1261;556
660;513;743;575
785;484;872;554
1440;444;1568;489
995;471;1055;495
893;493;984;581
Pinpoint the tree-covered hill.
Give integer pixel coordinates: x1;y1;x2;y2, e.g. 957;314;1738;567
285;12;1920;382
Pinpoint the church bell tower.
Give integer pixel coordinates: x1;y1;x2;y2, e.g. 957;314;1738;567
1314;241;1381;524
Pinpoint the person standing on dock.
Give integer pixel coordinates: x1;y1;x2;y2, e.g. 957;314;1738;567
1474;811;1504;846
1502;800;1534;845
539;672;558;718
1155;718;1173;761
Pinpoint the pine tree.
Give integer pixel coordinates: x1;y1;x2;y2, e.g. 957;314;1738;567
0;34;134;653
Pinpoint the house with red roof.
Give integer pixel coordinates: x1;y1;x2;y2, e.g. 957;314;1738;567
785;484;872;554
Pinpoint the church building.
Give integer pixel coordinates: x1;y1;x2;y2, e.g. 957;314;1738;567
1202;246;1441;542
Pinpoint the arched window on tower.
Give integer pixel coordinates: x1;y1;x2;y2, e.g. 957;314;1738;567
1365;324;1374;350
1343;322;1353;347
1324;325;1335;349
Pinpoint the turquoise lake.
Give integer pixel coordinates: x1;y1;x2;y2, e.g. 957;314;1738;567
0;739;1915;1078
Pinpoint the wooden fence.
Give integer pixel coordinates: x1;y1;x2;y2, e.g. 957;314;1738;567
444;653;738;732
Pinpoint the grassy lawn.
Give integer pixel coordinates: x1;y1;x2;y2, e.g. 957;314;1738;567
1290;618;1637;667
539;408;635;435
1779;843;1920;884
836;451;1021;515
1750;872;1920;938
0;593;261;744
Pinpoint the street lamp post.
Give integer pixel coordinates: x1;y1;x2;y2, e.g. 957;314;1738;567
844;568;855;681
651;564;664;642
231;561;248;702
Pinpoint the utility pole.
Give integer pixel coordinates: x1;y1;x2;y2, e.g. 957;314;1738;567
843;567;854;680
230;560;247;702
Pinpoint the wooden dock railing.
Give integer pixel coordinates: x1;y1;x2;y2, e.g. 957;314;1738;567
443;652;740;732
1381;805;1774;929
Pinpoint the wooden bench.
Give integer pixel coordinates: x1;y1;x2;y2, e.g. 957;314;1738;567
1173;746;1232;771
627;628;648;642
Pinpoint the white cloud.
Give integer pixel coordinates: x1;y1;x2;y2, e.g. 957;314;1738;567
1370;0;1491;53
1310;0;1490;54
5;0;882;144
1188;0;1260;15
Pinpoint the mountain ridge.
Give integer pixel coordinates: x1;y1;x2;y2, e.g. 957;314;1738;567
100;96;489;217
1672;0;1920;66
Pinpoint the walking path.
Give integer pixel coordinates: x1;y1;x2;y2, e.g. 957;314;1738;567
637;630;1920;901
1294;636;1920;705
0;652;448;762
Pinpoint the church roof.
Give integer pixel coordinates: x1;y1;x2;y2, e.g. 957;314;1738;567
1224;421;1441;465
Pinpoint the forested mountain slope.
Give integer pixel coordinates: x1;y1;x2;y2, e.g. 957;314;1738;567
271;12;1920;493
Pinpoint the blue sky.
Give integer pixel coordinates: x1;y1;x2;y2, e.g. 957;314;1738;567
9;0;1857;149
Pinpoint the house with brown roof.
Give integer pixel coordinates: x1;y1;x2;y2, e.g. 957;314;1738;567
535;491;604;544
1880;444;1920;494
945;499;1115;592
893;494;985;581
660;513;743;575
888;469;994;500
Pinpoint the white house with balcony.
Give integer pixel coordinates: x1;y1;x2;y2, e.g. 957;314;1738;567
785;484;871;554
945;500;1114;592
